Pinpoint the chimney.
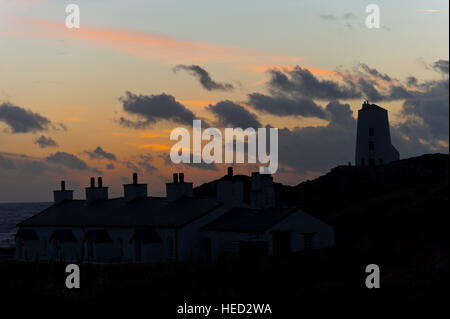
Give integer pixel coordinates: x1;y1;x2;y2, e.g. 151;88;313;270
123;173;147;201
53;180;73;205
216;167;243;205
250;172;275;209
227;167;233;178
166;172;193;201
85;176;108;202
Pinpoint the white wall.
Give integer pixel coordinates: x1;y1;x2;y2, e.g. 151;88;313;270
17;226;177;263
203;209;334;262
269;210;334;253
177;204;232;262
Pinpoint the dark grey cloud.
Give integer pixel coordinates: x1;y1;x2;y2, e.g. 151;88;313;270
174;65;234;91
137;154;157;173
120;176;130;183
0;154;15;169
207;100;261;128
247;93;327;119
343;12;357;19
358;63;392;81
0;102;66;133
106;163;115;170
125;161;141;173
277;101;357;172
46;152;88;170
396;78;449;145
267;67;361;100
158;153;218;171
21;160;48;176
0;153;60;176
183;162;219;171
341;69;413;102
119;91;195;128
320;14;337;20
432;60;449;74
84;146;117;161
34;135;58;148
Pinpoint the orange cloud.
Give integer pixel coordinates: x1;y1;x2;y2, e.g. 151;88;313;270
139;132;163;139
2;16;302;64
128;143;172;151
179;100;217;108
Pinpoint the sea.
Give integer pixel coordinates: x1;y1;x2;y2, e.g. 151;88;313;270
0;202;51;248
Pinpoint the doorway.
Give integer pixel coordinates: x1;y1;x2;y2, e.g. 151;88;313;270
272;230;292;257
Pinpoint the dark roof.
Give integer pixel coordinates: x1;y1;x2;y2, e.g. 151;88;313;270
202;207;297;233
18;196;222;228
84;230;112;243
130;229;162;244
49;230;77;242
15;229;39;240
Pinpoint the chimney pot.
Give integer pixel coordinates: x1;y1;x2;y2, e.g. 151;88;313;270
227;167;233;177
179;172;184;183
173;173;179;183
98;177;103;188
133;173;138;185
90;177;95;188
54;181;73;204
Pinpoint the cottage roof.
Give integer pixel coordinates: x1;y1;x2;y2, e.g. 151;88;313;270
15;229;39;241
18;196;222;229
202;207;298;233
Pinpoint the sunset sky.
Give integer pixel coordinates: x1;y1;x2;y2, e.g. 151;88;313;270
0;0;448;202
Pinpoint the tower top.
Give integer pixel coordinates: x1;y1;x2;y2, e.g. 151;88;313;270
361;100;384;111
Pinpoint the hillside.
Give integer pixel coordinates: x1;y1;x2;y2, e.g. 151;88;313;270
195;153;448;221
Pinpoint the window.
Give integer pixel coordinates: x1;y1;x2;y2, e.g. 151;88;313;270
118;238;124;257
168;237;174;258
369;127;374;136
303;233;316;250
41;237;47;256
369;141;374;150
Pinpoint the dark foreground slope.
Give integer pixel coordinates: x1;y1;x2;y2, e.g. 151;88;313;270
0;154;448;314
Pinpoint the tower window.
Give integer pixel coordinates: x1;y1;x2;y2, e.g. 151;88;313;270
369;128;374;136
369;141;374;150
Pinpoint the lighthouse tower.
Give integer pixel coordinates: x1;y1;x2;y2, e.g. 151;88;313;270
355;101;399;166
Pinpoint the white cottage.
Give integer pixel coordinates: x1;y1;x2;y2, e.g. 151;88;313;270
202;207;334;263
16;169;334;263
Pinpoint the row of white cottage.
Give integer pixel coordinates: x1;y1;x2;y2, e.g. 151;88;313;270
16;168;334;263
